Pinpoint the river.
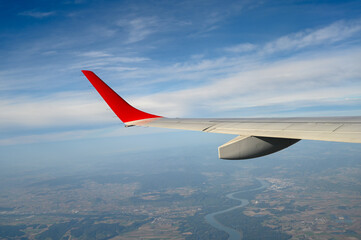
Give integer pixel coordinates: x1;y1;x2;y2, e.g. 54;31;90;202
204;179;269;240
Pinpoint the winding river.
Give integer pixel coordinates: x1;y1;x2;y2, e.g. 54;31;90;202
205;179;269;240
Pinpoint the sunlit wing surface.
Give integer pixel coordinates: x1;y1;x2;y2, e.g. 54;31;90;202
82;70;361;160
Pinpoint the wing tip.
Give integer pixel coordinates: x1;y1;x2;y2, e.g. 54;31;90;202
81;70;94;77
82;70;162;123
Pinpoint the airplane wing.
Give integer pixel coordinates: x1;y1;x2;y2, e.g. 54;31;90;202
82;70;361;160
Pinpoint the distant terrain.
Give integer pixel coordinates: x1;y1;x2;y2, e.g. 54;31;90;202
0;141;360;239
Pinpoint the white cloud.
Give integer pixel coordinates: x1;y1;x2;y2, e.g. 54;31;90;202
225;43;257;53
0;91;116;129
131;48;361;117
127;19;361;89
19;11;56;18
79;51;113;58
262;19;361;54
224;19;361;56
70;55;149;71
117;17;160;43
77;51;149;62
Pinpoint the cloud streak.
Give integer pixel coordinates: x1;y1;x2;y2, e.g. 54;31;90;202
225;43;257;53
224;19;361;56
133;48;361;117
0;91;114;129
262;19;361;54
117;17;160;44
19;11;56;18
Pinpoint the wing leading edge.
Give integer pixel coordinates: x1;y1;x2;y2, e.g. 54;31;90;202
82;71;361;160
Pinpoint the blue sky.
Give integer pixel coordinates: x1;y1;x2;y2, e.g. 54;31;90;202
0;0;360;159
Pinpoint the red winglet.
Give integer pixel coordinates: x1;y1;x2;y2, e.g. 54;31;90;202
82;70;162;124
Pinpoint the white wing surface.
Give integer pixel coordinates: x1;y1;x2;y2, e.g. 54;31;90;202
129;117;361;143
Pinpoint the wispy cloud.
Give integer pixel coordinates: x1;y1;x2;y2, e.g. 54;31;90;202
121;19;361;116
70;55;149;72
113;19;361;89
78;51;112;58
262;19;361;54
19;10;56;18
88;19;361;118
0;91;114;129
225;43;257;53
132;48;361;117
117;17;160;44
224;19;361;56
